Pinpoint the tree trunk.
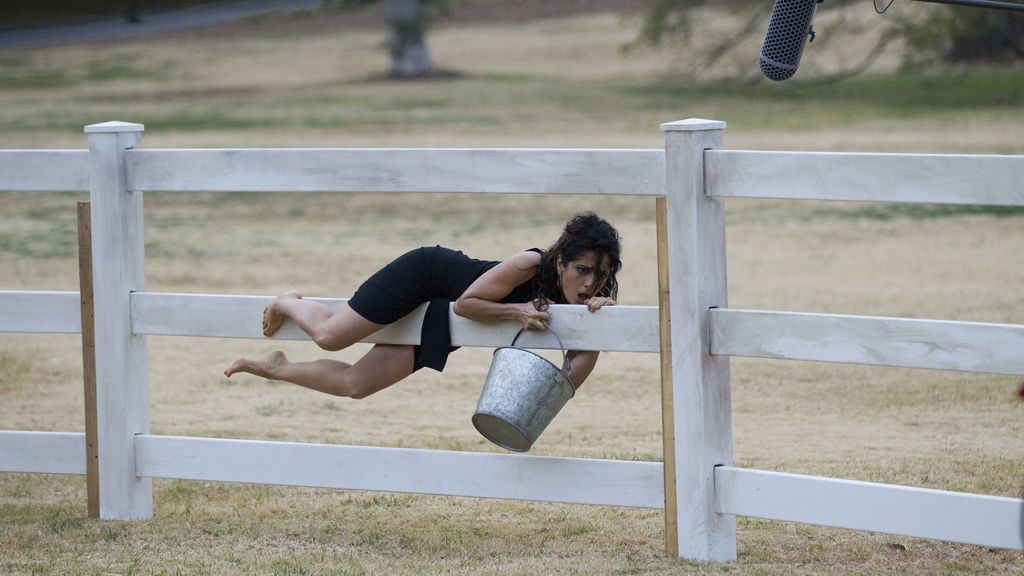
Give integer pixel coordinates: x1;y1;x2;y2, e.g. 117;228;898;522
385;0;436;78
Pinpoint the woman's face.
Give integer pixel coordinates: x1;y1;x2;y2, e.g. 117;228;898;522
557;250;610;304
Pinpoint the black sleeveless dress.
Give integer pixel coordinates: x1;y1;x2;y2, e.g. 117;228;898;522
347;246;541;372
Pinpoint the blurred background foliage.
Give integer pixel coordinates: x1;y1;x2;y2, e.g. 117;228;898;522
2;0;1023;83
632;0;1024;81
904;3;1024;63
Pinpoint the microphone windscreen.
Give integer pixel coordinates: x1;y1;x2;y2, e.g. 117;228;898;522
759;0;818;81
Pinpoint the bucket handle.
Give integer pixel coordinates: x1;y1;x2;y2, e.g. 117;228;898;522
510;323;571;380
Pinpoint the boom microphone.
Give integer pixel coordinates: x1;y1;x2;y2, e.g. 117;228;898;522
759;0;820;81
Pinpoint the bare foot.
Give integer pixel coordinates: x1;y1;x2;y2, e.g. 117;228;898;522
224;350;289;379
263;291;302;337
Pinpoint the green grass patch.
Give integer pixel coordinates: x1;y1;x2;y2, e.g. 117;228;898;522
4;62;1023;136
626;68;1024;129
141;112;289;132
0;562;51;576
46;508;84;534
0;227;79;260
0;56;171;89
0;352;34;394
814;203;1024;221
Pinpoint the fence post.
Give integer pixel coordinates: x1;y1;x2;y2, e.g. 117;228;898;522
85;121;151;520
660;118;734;561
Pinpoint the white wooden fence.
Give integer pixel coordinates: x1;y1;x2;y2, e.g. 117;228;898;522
2;119;1022;561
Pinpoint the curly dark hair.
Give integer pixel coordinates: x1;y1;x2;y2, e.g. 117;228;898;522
535;212;622;306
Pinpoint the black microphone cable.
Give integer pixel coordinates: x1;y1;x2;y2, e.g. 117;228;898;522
875;0;897;13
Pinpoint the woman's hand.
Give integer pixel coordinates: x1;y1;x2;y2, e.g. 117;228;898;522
515;302;550;331
584;296;616;313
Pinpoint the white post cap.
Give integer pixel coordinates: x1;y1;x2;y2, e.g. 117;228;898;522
85;121;145;134
660;118;726;132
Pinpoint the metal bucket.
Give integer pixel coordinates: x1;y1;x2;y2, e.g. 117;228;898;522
472;326;575;452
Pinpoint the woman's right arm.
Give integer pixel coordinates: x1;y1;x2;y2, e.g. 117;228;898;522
453;251;550;330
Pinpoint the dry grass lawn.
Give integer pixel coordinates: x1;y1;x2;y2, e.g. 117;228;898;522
1;4;1023;575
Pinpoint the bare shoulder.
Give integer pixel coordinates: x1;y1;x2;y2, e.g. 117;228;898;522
460;250;540;299
509;250;542;271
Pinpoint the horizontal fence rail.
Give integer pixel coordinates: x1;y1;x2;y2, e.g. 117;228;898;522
0;291;82;334
127;148;666;196
131;292;661;353
0;150;89;192
0;431;85;475
710;309;1024;376
705;150;1024;206
135;435;665;508
715;467;1024;550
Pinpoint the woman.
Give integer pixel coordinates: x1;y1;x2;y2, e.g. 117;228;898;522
225;212;622;399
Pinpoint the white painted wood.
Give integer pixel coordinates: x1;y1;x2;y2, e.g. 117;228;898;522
664;118;727;132
0;431;85;475
715;466;1024;550
661;119;735;562
710;309;1024;376
706;150;1024;205
0;291;81;333
127;148;666;196
84;121;146;134
130;292;660;353
86;121;152;521
0;150;89;191
135;435;665;508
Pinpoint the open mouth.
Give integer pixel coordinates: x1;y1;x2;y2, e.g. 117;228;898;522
576;293;590;304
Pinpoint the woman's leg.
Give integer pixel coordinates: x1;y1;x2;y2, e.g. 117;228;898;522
264;291;385;352
224;344;415;399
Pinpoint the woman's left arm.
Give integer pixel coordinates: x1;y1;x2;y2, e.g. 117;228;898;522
566;296;616;389
567;350;600;389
